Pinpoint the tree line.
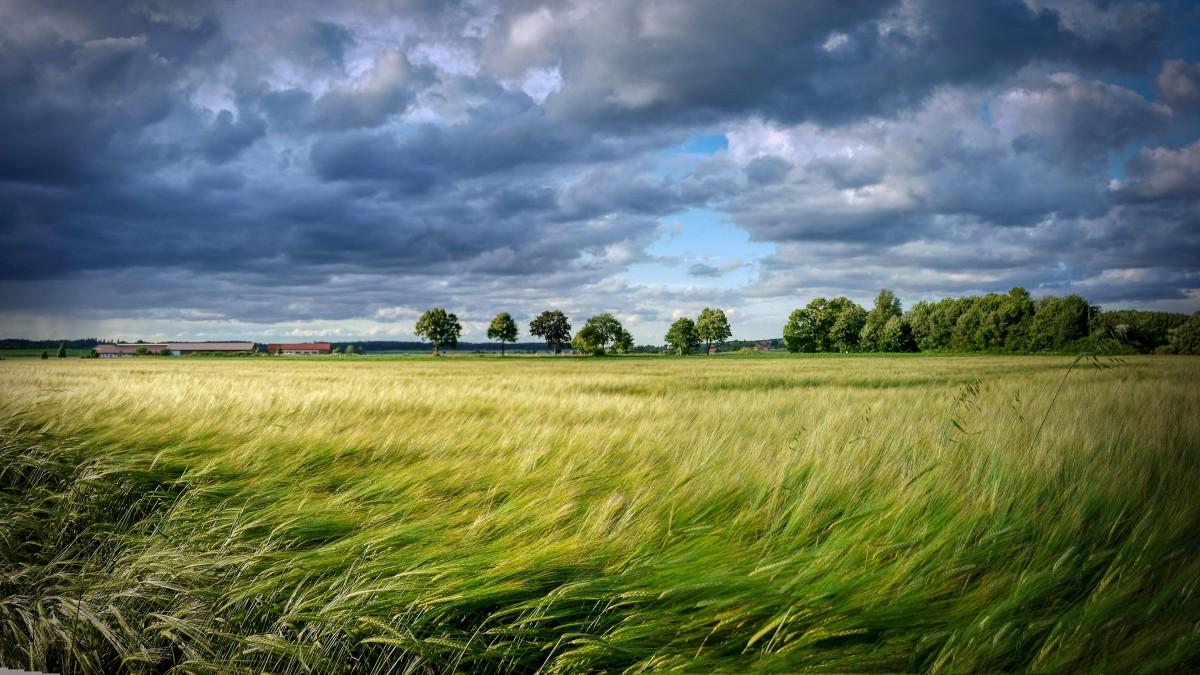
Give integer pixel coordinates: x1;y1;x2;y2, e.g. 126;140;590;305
784;287;1200;355
19;295;1196;360
413;290;1200;357
413;307;736;356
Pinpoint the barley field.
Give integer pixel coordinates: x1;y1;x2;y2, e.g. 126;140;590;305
1;355;1199;673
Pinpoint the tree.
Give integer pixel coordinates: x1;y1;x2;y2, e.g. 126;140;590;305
573;314;627;355
487;312;519;356
331;346;342;355
585;314;622;344
665;317;700;355
572;324;603;355
784;298;832;353
1030;295;1090;351
827;297;867;352
612;328;635;354
40;350;48;360
56;343;66;358
695;307;732;354
1172;312;1200;355
414;308;463;355
878;316;918;352
344;344;356;355
158;348;171;356
529;310;572;354
860;289;903;351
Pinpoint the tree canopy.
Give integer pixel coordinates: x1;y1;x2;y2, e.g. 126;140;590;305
486;312;519;356
784;297;867;353
414;308;463;355
573;314;626;355
696;308;732;354
612;328;635;355
529;310;572;354
860;289;902;352
665;317;700;355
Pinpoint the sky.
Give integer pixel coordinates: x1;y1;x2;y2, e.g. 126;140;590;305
1;0;1199;344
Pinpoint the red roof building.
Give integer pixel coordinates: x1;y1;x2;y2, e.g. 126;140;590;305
267;342;332;355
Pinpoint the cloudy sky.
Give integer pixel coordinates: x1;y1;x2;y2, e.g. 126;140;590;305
2;0;1199;343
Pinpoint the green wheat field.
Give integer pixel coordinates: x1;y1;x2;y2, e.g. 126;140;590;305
2;355;1199;673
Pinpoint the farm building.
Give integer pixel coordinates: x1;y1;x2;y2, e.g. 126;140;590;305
94;343;168;358
167;342;256;355
267;342;332;355
95;342;255;357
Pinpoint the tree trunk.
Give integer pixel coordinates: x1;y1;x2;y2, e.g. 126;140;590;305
501;342;506;357
433;343;439;356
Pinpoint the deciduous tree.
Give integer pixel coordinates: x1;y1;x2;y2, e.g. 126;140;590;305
573;314;626;355
487;312;519;356
414;308;462;356
860;289;902;351
572;324;603;355
665;317;700;355
612;328;635;354
696;307;732;354
827;297;867;352
784;298;831;353
529;310;572;354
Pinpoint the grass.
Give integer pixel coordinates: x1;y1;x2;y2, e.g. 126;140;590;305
1;355;1198;672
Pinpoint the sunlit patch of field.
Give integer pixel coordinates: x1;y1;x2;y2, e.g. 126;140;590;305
2;355;1198;672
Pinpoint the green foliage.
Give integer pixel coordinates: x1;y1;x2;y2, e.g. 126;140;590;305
612;328;635;355
827;297;867;352
908;288;1100;353
572;314;626;355
1093;309;1190;353
572;324;603;355
40;350;48;360
1029;294;1091;351
695;307;732;353
56;343;66;359
158;348;172;356
486;312;520;356
878;315;917;352
529;310;572;354
1172;312;1200;355
585;314;622;344
665;317;700;355
414;308;463;355
860;289;902;351
783;300;826;353
783;297;866;353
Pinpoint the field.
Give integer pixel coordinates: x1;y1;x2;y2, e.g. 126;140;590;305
2;355;1199;673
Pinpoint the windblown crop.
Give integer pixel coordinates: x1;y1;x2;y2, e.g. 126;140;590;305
1;355;1198;672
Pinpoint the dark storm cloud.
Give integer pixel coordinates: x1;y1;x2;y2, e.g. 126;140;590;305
0;0;1198;340
1155;59;1200;112
1120;142;1200;201
493;0;1168;129
743;156;793;185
